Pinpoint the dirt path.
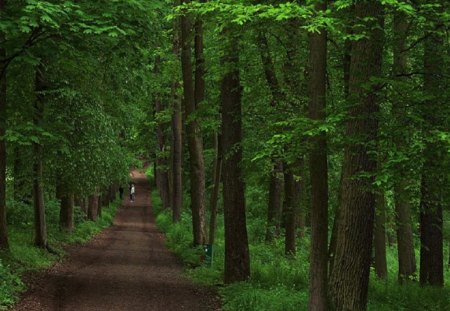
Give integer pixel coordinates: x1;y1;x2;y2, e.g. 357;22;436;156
13;170;220;311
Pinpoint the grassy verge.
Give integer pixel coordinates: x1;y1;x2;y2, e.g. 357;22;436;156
0;199;120;309
150;189;450;311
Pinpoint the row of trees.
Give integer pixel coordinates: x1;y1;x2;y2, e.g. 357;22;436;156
151;0;449;310
0;1;157;250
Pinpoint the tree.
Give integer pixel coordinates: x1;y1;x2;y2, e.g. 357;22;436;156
307;0;328;309
221;30;250;284
33;63;48;248
392;6;417;283
419;0;445;287
0;0;8;250
180;0;207;245
328;1;384;309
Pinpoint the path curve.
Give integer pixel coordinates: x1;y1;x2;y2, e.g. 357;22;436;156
12;170;220;311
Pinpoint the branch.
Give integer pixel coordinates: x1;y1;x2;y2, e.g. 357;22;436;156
0;27;45;78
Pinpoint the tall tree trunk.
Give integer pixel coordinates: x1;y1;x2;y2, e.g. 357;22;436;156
33;65;47;248
154;56;171;210
221;31;250;283
393;9;417;283
208;133;222;245
0;0;8;250
172;20;183;223
266;161;284;241
329;6;353;273
308;1;328;308
88;192;99;221
180;2;207;244
256;32;285;242
374;189;388;280
284;164;296;256
419;6;444;286
328;1;384;310
56;181;74;232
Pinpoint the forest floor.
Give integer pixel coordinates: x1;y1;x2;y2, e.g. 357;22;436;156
11;170;220;311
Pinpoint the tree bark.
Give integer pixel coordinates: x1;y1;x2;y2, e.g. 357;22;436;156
221;31;250;283
307;1;328;308
374;190;388;280
172;20;183;223
0;0;8;250
88;192;99;221
208;133;222;245
154;56;171;210
33;65;48;248
284;165;296;256
266;161;284;242
180;2;207;244
392;9;417;283
56;181;74;232
328;1;384;310
419;7;444;286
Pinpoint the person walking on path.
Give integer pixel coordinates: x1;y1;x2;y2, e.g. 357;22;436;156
130;183;136;202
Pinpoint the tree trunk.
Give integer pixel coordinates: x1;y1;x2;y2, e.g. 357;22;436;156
208;133;222;245
221;31;250;283
374;190;387;280
88;193;99;221
180;2;207;245
284;165;296;256
419;8;444;286
266;161;284;242
392;9;417;283
56;181;74;232
60;194;74;232
97;194;102;218
0;0;8;250
328;1;384;310
256;31;285;243
33;65;48;248
154;56;171;210
171;22;183;223
307;1;328;307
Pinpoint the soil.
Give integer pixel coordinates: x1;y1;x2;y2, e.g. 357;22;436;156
12;170;220;311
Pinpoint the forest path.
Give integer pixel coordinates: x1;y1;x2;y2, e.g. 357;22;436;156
12;170;220;311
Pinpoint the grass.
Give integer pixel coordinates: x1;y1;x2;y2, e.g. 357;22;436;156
151;189;450;311
0;198;120;310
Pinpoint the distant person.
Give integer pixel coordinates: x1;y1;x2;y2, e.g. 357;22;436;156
119;186;124;200
130;183;136;202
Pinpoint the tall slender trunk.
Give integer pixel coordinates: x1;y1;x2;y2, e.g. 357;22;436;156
419;7;444;286
172;19;183;223
256;32;285;242
329;6;353;273
393;9;417;283
154;56;171;210
221;31;250;283
284;164;296;256
0;0;8;250
33;65;47;248
56;180;74;232
328;1;384;310
374;189;388;280
88;192;99;221
266;161;283;241
308;1;328;308
208;133;222;245
180;2;207;244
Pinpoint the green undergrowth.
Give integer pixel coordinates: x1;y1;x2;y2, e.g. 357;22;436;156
0;199;120;310
151;190;450;311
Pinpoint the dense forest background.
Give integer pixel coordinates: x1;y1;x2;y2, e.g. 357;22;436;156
1;0;450;310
